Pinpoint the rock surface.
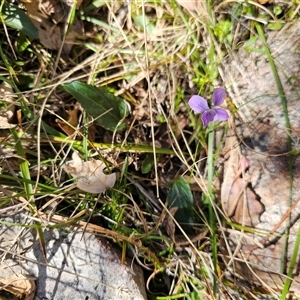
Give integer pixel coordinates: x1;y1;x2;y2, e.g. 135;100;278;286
0;212;146;300
222;21;300;293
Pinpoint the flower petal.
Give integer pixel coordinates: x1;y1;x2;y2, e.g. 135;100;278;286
213;107;229;122
188;95;209;113
212;88;226;106
202;110;216;126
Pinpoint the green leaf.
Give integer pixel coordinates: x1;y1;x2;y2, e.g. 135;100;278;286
83;0;106;12
133;15;154;34
267;21;284;31
17;33;32;52
167;178;194;229
214;19;232;43
60;81;129;131
243;36;266;54
41;121;66;137
141;154;154;174
2;3;38;39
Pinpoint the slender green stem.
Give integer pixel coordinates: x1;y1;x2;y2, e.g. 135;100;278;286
206;0;214;22
11;129;33;199
174;4;197;45
47;135;179;155
204;2;218;291
281;221;300;297
207;121;217;294
256;23;294;298
11;129;46;259
80;15;120;33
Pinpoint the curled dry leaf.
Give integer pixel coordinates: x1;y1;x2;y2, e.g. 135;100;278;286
55;108;79;136
0;274;36;300
55;106;97;141
0;81;16;129
63;151;116;193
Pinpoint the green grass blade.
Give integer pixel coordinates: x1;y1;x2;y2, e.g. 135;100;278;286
11;128;33;198
255;23;294;298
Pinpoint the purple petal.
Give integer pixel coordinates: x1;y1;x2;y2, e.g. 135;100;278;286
213;107;229;122
188;95;209;113
202;110;216;126
212;88;226;106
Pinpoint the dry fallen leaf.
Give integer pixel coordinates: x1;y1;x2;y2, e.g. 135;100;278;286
221;118;264;227
0;81;16;129
55;108;79;136
21;0;82;54
230;179;264;227
55;107;97;141
0;274;36;300
87;124;97;142
63;18;82;54
164;206;179;243
63;151;116;193
176;0;202;11
21;0;61;50
222;155;264;227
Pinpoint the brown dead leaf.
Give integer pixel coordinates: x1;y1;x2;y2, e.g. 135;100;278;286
176;0;203;11
222;154;264;227
22;0;62;50
221;119;264;227
0;274;36;300
55;108;79;136
63;151;116;193
230;180;264;227
36;20;62;50
0;82;16;129
88;124;97;142
76;0;83;9
55;107;97;141
164;206;179;243
21;0;82;54
63;18;82;54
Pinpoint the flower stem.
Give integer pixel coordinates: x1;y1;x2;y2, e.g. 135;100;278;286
207;121;218;293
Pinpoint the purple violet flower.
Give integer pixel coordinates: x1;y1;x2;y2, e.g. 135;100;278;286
188;88;229;127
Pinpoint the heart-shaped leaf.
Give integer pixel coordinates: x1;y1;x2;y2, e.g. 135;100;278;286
60;81;129;131
167;177;194;229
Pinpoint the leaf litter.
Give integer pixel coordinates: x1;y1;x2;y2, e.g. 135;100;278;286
63;151;116;194
0;274;36;300
20;0;83;53
221;118;264;227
